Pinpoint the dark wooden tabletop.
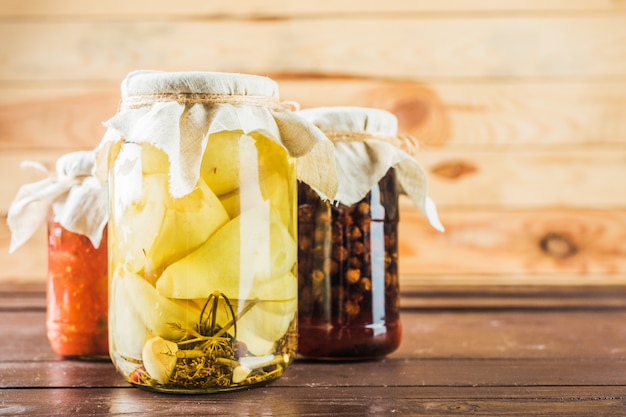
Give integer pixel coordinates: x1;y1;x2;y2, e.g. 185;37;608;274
1;282;626;416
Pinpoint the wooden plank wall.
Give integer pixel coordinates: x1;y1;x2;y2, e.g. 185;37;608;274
1;1;625;286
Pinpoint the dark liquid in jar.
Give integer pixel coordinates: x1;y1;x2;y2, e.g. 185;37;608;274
297;169;401;359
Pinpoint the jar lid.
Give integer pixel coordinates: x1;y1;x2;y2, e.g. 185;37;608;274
96;70;338;201
298;106;444;232
120;70;281;110
299;106;398;137
7;150;108;252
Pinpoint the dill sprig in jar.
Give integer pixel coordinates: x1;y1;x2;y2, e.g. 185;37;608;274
7;151;109;360
296;107;444;360
96;70;337;393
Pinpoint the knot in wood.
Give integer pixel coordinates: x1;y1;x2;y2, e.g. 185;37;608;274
430;160;478;180
539;232;578;259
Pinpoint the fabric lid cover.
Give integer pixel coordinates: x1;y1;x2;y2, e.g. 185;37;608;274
7;150;109;252
95;70;338;200
299;106;444;232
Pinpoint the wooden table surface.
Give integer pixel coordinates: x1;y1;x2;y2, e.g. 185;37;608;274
1;283;626;416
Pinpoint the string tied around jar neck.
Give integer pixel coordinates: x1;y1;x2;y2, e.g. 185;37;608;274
120;92;301;112
324;131;420;158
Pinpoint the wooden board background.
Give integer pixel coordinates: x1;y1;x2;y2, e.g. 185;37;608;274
1;1;625;287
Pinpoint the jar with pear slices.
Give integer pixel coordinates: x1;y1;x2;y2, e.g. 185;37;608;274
109;135;298;393
99;71;337;393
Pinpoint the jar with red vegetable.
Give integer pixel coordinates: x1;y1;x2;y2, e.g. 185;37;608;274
47;219;108;359
8;151;109;360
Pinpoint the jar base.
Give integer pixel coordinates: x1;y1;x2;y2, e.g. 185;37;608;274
129;377;279;395
296;322;401;360
60;354;110;362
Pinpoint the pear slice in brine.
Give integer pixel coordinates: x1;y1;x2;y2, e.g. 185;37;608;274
200;131;244;196
140;143;170;175
232;273;297;356
115;172;229;281
110;268;154;361
156;202;296;301
144;175;230;280
120;269;200;342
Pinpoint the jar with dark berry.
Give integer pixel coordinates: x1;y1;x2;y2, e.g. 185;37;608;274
296;107;444;360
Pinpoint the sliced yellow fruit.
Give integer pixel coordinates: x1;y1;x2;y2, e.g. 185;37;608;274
234;285;297;355
144;175;229;279
142;336;178;384
140;143;169;175
156;202;297;301
120;269;200;341
110;268;153;361
218;188;240;219
202;132;295;225
111;151;166;274
200;131;245;196
114;172;229;281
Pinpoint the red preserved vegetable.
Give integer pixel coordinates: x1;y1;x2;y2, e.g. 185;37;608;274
47;220;109;359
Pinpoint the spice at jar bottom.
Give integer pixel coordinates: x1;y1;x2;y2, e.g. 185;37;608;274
297;169;401;359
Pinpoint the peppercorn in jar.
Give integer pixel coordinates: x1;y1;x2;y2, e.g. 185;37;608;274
297;107;444;360
95;71;337;393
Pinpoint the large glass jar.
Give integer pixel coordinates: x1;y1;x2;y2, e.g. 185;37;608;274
296;106;443;360
297;169;400;359
100;71;335;393
47;219;109;359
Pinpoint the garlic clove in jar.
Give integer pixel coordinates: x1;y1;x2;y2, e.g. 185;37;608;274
142;336;178;385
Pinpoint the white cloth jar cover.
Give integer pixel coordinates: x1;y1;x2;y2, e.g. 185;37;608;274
7;150;109;252
298;106;444;232
95;70;338;201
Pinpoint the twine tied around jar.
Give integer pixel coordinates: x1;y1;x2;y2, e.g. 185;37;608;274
120;93;301;112
324;131;420;157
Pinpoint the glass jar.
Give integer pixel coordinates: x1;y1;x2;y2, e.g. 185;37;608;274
8;150;109;360
295;105;442;360
47;219;109;359
297;169;400;359
101;71;333;393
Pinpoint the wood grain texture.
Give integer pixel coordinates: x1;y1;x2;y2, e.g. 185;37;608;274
3;81;625;149
1;1;625;286
3;208;626;282
1;285;626;416
2;147;624;215
1;0;625;17
4;304;626;361
420;147;626;208
399;209;626;276
0;387;624;417
2;17;626;81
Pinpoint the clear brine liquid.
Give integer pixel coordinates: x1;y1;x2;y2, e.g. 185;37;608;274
108;132;297;392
